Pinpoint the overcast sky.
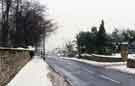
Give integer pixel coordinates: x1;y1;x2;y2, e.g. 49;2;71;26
38;0;135;51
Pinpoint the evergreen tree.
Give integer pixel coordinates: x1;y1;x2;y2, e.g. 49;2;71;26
96;20;108;53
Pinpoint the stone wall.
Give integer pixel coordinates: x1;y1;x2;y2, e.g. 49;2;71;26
0;48;33;86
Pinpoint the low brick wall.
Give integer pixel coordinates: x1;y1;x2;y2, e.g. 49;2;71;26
81;54;123;62
0;48;34;86
127;59;135;68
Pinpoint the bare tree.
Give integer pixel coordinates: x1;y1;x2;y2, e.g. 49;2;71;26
0;0;57;48
0;0;12;46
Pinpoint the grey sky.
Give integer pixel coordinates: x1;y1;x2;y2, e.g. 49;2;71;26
38;0;135;51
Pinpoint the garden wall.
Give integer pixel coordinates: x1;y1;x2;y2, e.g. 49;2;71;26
81;54;123;62
0;47;34;86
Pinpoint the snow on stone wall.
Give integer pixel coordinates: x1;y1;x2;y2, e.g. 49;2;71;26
0;48;32;86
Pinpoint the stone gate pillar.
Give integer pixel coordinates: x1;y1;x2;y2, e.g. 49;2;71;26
120;42;128;61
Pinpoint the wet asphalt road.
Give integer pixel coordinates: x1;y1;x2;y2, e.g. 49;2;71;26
46;56;134;86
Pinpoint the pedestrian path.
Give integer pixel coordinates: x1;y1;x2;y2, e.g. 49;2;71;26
7;56;52;86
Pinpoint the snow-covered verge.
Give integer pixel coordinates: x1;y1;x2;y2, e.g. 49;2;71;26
92;54;121;58
81;53;121;58
63;57;135;74
79;53;122;62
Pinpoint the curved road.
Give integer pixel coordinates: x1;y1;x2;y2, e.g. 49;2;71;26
46;56;134;86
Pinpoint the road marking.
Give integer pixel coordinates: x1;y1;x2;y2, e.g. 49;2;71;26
84;68;121;84
99;75;121;84
87;70;95;74
82;68;95;74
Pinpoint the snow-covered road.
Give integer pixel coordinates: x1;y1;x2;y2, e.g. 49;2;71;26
46;56;135;86
7;56;52;86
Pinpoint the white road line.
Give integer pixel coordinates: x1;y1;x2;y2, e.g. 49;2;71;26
99;75;121;84
84;68;120;84
85;68;95;74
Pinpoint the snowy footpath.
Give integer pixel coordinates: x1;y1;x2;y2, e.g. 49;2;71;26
7;56;52;86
